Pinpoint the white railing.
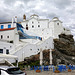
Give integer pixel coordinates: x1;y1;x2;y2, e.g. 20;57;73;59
10;43;29;54
10;37;53;55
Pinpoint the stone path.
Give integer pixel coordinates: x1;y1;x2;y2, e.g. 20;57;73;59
26;70;75;75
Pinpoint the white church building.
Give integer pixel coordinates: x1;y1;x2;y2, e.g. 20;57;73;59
0;14;71;62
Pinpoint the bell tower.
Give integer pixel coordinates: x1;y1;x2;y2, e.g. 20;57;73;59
23;14;26;21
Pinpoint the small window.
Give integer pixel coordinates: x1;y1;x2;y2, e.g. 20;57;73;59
8;25;11;28
32;25;34;28
38;49;39;51
10;41;13;43
64;28;65;30
38;25;40;27
10;46;11;48
26;24;28;27
26;24;28;30
1;35;3;39
1;25;4;29
7;36;9;38
30;49;32;51
57;23;59;25
0;49;3;53
32;21;34;24
6;49;9;54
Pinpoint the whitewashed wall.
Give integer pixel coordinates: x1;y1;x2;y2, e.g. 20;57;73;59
0;28;19;45
13;37;54;61
54;21;63;38
0;41;14;54
21;18;49;30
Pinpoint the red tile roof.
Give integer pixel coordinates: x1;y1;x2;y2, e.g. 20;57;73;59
0;27;16;31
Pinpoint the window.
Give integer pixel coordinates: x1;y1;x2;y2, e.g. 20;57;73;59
57;23;59;25
30;49;32;51
6;49;9;54
32;25;34;28
10;46;11;48
38;49;39;50
0;49;3;53
26;24;28;30
8;25;11;28
64;28;65;30
7;36;9;38
38;25;40;27
1;25;4;29
32;21;34;24
10;41;13;43
26;24;28;27
1;35;3;39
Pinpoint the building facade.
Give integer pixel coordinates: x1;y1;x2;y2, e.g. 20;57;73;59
0;14;71;62
21;14;71;39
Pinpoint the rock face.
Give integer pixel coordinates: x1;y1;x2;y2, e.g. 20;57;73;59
24;34;75;65
53;34;75;65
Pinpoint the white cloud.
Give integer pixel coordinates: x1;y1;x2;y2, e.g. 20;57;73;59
0;0;75;39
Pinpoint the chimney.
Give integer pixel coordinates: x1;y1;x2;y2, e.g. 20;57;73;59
15;16;17;22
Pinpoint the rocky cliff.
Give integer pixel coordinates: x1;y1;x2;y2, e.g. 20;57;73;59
24;34;75;65
53;34;75;65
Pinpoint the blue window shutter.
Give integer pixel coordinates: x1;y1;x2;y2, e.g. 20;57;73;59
8;25;11;28
1;25;4;29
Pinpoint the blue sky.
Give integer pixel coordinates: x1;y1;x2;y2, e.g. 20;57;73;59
0;0;75;39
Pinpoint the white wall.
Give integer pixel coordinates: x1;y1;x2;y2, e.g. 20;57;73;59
54;21;63;38
0;30;15;41
62;28;71;35
0;28;19;45
21;17;49;30
0;41;14;54
13;37;54;61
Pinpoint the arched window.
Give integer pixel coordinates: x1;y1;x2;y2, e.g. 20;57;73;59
38;25;40;27
7;36;9;38
26;24;28;30
32;25;34;28
57;23;59;25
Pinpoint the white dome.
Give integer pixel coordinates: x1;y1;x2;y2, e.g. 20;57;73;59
53;17;59;21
